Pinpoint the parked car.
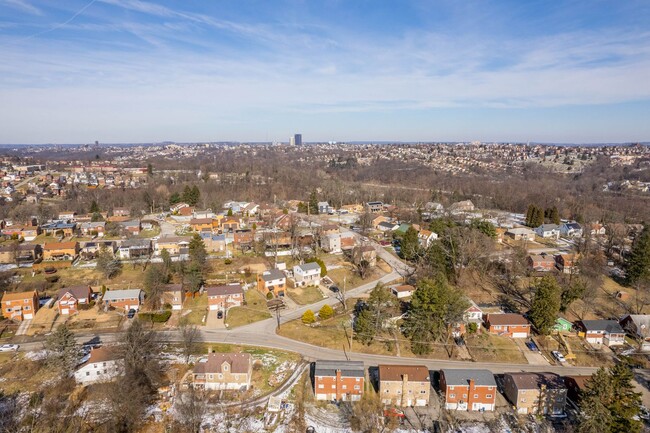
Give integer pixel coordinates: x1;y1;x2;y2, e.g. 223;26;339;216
329;286;340;293
525;340;540;352
0;344;19;352
551;351;566;363
217;311;223;319
127;308;136;319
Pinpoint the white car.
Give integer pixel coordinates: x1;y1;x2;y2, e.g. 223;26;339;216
551;350;566;363
0;344;19;352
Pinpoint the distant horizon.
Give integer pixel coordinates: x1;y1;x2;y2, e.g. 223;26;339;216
1;1;649;142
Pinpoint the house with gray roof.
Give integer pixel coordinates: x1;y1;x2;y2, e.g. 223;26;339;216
314;360;365;402
577;320;625;346
439;369;497;411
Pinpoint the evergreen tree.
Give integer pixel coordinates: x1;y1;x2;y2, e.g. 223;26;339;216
169;192;181;205
188;234;207;267
227;207;233;217
190;185;200;206
301;309;316;324
401;226;420;261
89;200;100;213
470;219;497;238
45;324;79;375
318;304;334;320
354;309;375;345
529;276;562;335
147;163;153;176
160;248;173;272
626;224;650;285
182;185;192;204
533;206;545;227
525;204;535;226
550;206;561;224
402;277;469;355
308;190;319;214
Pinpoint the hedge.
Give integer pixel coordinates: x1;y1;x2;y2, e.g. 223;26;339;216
138;310;172;323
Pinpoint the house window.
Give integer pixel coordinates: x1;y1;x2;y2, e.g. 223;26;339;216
397;390;401;394
449;386;454;390
218;374;223;379
463;394;467;398
342;385;347;389
331;385;336;389
486;394;493;398
420;391;427;394
224;365;229;371
449;394;456;398
385;390;390;393
208;374;213;379
24;306;30;310
86;372;90;376
318;384;324;389
488;386;493;390
354;385;360;390
474;394;478;398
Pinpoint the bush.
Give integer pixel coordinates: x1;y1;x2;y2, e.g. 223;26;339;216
467;322;478;334
302;309;316;324
45;276;59;283
318;304;334;320
163;303;172;310
306;257;327;277
138;310;172;323
266;291;274;300
224;258;232;265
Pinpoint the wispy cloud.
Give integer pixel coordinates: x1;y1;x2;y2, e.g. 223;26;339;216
1;0;43;16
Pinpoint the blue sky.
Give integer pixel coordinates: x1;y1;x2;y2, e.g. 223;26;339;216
1;0;649;144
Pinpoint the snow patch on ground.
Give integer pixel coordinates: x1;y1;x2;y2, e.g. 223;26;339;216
24;350;47;361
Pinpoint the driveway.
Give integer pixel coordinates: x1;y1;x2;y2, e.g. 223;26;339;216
515;338;550;365
205;310;226;329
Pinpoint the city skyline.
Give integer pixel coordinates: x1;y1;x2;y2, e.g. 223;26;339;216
1;0;650;144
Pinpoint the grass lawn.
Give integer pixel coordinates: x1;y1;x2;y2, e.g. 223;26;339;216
287;285;326;305
327;265;387;291
225;290;272;328
466;333;528;364
182;294;208;326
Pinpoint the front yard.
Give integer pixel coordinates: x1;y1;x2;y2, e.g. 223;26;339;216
225;289;271;328
465;333;528;364
287;284;326;305
181;293;208;326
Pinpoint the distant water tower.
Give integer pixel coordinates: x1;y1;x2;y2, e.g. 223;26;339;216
290;134;302;146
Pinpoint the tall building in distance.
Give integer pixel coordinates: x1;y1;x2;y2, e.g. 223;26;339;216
290;133;302;146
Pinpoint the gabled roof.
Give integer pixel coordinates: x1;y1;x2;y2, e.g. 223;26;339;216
314;360;365;378
44;241;78;250
102;289;142;301
392;284;415;293
441;369;496;387
486;313;529;326
579;320;624;333
506;372;565;390
1;290;36;302
194;352;251;374
537;224;560;231
119;239;151;248
296;262;321;273
260;269;285;281
379;364;429;382
162;284;183;292
206;284;243;296
57;285;91;300
79;346;121;367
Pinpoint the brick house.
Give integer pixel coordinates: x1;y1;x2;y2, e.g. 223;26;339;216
79;221;106;237
564;375;591;403
154;236;191;256
190;218;214;233
162;284;185;310
207;284;244;311
378;364;430;407
555;253;578;274
484;313;531;338
192;352;252;391
576;320;625;346
352;245;377;267
43;241;80;261
57;285;92;315
257;269;287;297
314;360;365;402
439;369;497;411
102;289;143;311
503;373;567;416
233;230;254;248
528;254;556;272
1;290;39;321
112;207;131;217
0;243;41;264
221;217;240;232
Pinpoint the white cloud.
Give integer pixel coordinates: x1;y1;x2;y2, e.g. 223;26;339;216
1;0;42;16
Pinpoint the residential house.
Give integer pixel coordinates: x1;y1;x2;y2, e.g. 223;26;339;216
484;313;531;338
154;236;191;256
1;290;39;321
620;314;650;351
74;347;122;385
221;217;240;232
448;200;475;213
352;245;377;267
233;230;254;248
207;284;244;311
80;241;116;260
58;211;76;221
201;233;227;253
190;218;214;233
528;254;556;272
391;284;415;299
43;241;79;261
112;207;131;217
293;262;321;287
314;360;365;402
119;220;141;236
463;301;484;331
57;285;92;315
535;224;560;239
377;221;399;233
439;369;497;411
503;373;567;416
366;201;384;213
2;225;40;241
318;202;332;214
555;253;578;274
257;269;287;297
41;221;76;237
102;289;144;311
192;209;215;219
117;239;151;259
162;284;185;310
170;202;190;213
586;222;606;236
506;227;536;242
564;376;591;403
242;202;259;216
417;229;438;248
192;352;253;391
553;317;574;333
559;222;583;238
378;364;430;407
0;243;41;264
340;235;357;251
576;320;625;346
321;233;342;253
320;225;339;237
79;221;105;237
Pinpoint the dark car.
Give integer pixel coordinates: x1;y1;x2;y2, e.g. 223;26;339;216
330;286;340;293
127;309;136;319
217;311;224;319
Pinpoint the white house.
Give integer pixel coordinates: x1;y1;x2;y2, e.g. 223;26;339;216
559;222;583;238
102;289;144;311
417;229;438;248
293;262;321;287
463;301;484;329
74;347;122;385
506;227;536;241
534;224;560;239
321;233;342;253
391;284;415;299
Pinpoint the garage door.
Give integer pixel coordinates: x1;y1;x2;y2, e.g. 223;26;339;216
24;313;33;320
209;305;218;310
512;332;528;338
61;309;69;315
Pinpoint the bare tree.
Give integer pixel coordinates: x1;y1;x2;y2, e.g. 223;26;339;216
172;387;207;433
179;321;202;363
